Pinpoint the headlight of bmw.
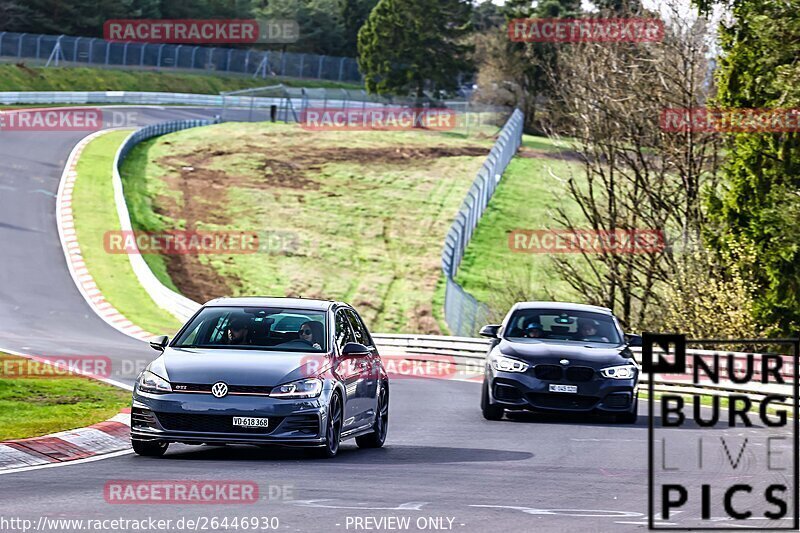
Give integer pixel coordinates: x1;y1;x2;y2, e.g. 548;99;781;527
137;370;172;393
270;378;323;399
491;355;529;373
600;365;637;379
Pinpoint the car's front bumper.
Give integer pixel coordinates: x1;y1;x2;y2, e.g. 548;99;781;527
131;386;330;446
486;366;638;413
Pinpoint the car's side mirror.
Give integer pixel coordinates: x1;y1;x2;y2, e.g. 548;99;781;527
479;324;501;339
341;342;370;358
625;334;642;347
149;335;169;352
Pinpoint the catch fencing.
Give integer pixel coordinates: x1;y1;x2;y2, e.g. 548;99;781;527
441;109;524;337
0;31;362;83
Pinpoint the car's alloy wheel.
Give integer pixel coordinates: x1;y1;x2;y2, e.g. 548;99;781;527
131;439;169;457
481;380;505;421
356;385;388;449
318;393;343;458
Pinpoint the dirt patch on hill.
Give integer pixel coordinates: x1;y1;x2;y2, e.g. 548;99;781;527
153;142;488;308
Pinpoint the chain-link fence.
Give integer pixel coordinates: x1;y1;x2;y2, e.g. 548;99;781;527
442;109;524;336
0;31;362;83
220;85;513;136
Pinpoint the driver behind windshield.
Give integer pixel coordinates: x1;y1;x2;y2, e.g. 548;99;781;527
298;321;324;350
577;318;609;342
523;321;545;339
224;315;252;345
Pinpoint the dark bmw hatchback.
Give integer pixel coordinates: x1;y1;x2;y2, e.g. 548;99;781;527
479;302;642;423
131;297;388;458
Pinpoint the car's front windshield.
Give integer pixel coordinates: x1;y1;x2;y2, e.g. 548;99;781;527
505;309;622;345
173;306;328;352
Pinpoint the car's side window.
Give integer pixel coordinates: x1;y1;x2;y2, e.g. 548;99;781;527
334;310;355;353
345;309;373;347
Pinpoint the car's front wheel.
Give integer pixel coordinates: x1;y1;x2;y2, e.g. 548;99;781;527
481;380;504;421
316;392;343;458
132;439;169;457
357;384;388;449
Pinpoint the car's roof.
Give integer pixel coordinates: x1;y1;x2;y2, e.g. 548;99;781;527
510;301;613;315
203;297;337;311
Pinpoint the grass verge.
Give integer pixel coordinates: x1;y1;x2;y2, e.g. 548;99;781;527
72;130;183;336
0;353;130;441
454;134;588;316
0;63;361;92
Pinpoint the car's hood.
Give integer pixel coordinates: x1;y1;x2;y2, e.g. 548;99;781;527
152;347;329;386
497;339;632;368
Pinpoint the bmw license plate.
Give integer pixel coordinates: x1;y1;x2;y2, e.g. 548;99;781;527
549;384;578;394
233;417;269;428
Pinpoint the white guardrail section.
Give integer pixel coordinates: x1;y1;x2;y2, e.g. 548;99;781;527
105;112;794;406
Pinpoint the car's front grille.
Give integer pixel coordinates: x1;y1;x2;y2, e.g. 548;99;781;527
132;407;157;428
494;383;523;401
603;392;632;409
565;366;595;382
533;365;563;381
279;414;319;436
526;393;599;410
155;412;283;434
171;383;272;396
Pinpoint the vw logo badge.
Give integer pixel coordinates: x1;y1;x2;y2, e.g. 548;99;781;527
560;359;570;366
211;381;229;398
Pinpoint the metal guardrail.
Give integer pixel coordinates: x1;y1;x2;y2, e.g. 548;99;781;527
112;120;212;322
373;334;796;406
441;109;524;337
0;31;362;83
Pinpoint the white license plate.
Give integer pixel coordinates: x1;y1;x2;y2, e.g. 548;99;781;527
233;417;269;428
549;384;578;394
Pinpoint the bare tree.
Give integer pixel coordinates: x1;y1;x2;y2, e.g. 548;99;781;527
544;3;720;328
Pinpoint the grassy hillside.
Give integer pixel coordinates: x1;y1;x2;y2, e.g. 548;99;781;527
120;122;499;334
454;136;589;319
0;63;361;92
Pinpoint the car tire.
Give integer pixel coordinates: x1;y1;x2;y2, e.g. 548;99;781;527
356;384;388;449
316;392;343;458
617;398;639;424
481;381;504;421
132;439;169;457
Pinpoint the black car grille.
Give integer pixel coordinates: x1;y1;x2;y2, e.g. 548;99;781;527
565;366;596;382
132;407;156;428
527;393;599;410
155;412;282;434
603;392;632;409
171;383;272;396
533;365;563;380
494;383;523;401
279;414;319;436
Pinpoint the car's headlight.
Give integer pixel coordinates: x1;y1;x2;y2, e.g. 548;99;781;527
270;378;323;399
491;356;529;373
137;370;172;393
600;365;637;379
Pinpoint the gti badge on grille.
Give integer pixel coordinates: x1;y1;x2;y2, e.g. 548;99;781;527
560;359;570;365
211;381;229;398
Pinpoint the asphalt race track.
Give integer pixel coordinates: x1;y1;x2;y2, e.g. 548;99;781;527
0;107;792;532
